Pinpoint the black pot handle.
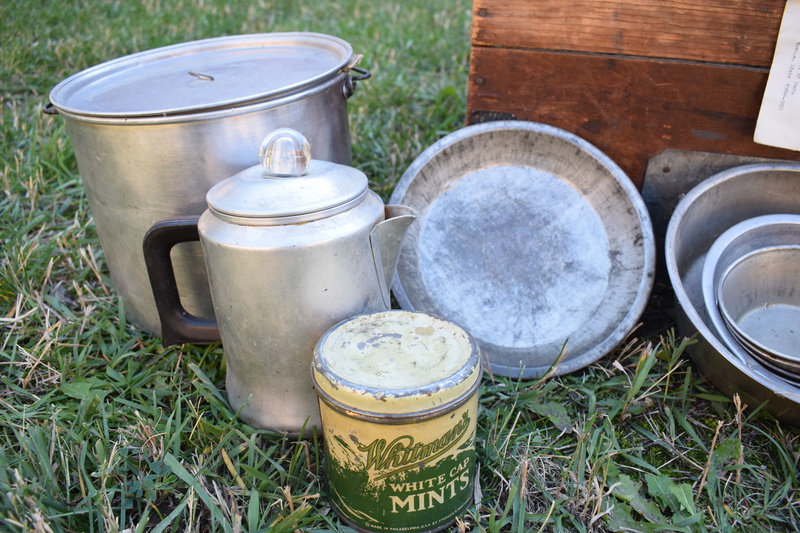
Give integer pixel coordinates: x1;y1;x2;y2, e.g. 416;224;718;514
143;217;220;346
343;67;371;99
43;101;59;115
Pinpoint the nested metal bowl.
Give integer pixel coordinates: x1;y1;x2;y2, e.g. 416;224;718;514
665;162;800;425
700;214;800;366
725;323;800;384
716;246;800;363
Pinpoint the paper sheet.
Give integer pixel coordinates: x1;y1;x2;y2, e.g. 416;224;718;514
754;0;800;151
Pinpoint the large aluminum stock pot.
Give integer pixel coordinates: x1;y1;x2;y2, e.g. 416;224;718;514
47;32;369;335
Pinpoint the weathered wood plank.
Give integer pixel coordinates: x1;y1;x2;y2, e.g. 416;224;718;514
467;46;800;185
472;0;785;67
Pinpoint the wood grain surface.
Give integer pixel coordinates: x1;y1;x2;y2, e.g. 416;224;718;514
472;0;785;66
467;0;800;187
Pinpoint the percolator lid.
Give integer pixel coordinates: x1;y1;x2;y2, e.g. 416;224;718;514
205;128;368;224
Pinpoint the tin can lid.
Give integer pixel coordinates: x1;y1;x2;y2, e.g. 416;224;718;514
49;33;353;118
312;311;482;416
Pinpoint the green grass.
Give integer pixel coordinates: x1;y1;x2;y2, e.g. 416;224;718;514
1;1;799;532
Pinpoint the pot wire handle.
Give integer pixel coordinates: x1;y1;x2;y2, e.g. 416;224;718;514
349;67;371;81
342;54;371;99
143;217;221;346
43;102;59;115
343;67;371;98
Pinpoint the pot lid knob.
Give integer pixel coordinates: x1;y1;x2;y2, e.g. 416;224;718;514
259;128;310;177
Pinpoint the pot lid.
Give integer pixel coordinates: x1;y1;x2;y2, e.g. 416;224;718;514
49;33;353;118
207;128;367;223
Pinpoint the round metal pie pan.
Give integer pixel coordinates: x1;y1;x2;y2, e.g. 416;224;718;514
389;121;655;378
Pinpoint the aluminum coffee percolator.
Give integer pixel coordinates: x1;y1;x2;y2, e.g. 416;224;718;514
143;128;416;435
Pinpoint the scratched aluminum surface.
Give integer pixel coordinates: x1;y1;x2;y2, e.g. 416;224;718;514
665;161;800;425
390;121;655;378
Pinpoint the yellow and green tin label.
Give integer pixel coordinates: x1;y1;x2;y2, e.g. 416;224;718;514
320;397;477;532
312;310;481;533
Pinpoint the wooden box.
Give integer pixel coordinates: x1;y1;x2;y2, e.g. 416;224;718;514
467;0;800;187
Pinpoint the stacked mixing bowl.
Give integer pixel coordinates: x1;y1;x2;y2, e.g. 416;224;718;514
701;214;800;385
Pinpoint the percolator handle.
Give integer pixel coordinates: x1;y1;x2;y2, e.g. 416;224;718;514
142;217;221;346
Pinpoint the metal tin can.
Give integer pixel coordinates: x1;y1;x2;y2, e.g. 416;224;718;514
312;310;482;533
